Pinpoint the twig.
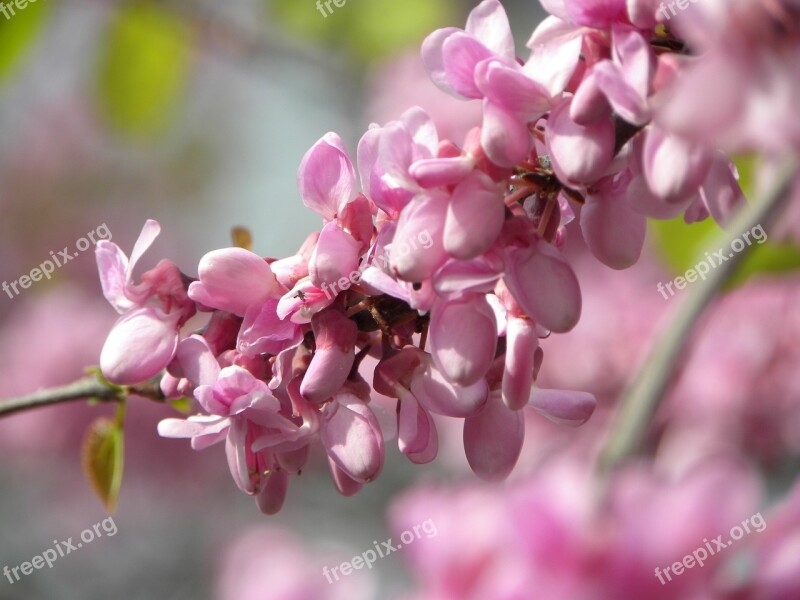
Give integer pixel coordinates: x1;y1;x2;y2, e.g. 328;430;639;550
597;156;799;475
0;376;164;418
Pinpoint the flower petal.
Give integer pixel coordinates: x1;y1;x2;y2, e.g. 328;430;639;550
321;394;384;483
547;99;615;186
502;316;538;410
297;132;355;219
300;309;358;403
529;388;596;426
308;221;362;289
100;306;180;385
390;191;449;282
442;32;495;99
465;0;515;62
411;361;489;417
481;100;532;168
505;241;582;333
581;174;647;269
445;170;506;260
188;248;280;317
463;392;524;481
430;294;497;386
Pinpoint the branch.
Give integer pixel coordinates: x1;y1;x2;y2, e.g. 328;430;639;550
598;155;799;475
0;375;164;418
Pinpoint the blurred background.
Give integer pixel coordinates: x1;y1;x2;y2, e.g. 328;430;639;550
1;1;800;599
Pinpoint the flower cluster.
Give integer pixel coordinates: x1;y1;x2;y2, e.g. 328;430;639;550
94;0;760;514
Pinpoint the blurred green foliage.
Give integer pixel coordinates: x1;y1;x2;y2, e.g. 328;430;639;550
0;0;50;82
650;155;800;286
269;0;456;63
95;2;193;139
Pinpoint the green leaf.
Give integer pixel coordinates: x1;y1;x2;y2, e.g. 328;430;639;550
95;2;193;138
0;0;51;83
650;154;800;286
168;397;193;414
649;216;720;276
81;411;125;513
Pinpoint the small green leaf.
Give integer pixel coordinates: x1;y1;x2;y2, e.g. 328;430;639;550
81;411;125;513
95;2;193;138
168;397;194;414
85;367;126;393
649;216;720;276
650;153;800;286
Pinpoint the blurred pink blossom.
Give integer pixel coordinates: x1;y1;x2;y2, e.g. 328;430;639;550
390;456;776;600
216;527;373;600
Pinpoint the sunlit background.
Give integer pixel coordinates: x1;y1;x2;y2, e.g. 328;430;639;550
1;1;800;599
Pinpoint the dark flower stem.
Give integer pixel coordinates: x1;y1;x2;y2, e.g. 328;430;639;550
598;156;799;475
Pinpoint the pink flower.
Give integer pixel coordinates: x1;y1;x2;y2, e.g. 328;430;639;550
391;457;766;599
503;233;582;334
188;247;281;317
580;169;647;269
298;133;375;290
159;365;316;514
463;390;525;481
100;0;800;513
429;293;498;387
422;0;563;166
586;24;655;126
388;190;449;282
501;313;539;410
422;0;517;100
299;307;358;403
655;0;800;154
216;527;373;600
96;220;195;384
443;170;506;260
321;388;385;483
546;97;616;186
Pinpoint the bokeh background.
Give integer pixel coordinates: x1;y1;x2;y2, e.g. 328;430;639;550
1;1;800;599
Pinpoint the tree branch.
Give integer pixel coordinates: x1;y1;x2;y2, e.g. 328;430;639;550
598;156;799;475
0;376;164;418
